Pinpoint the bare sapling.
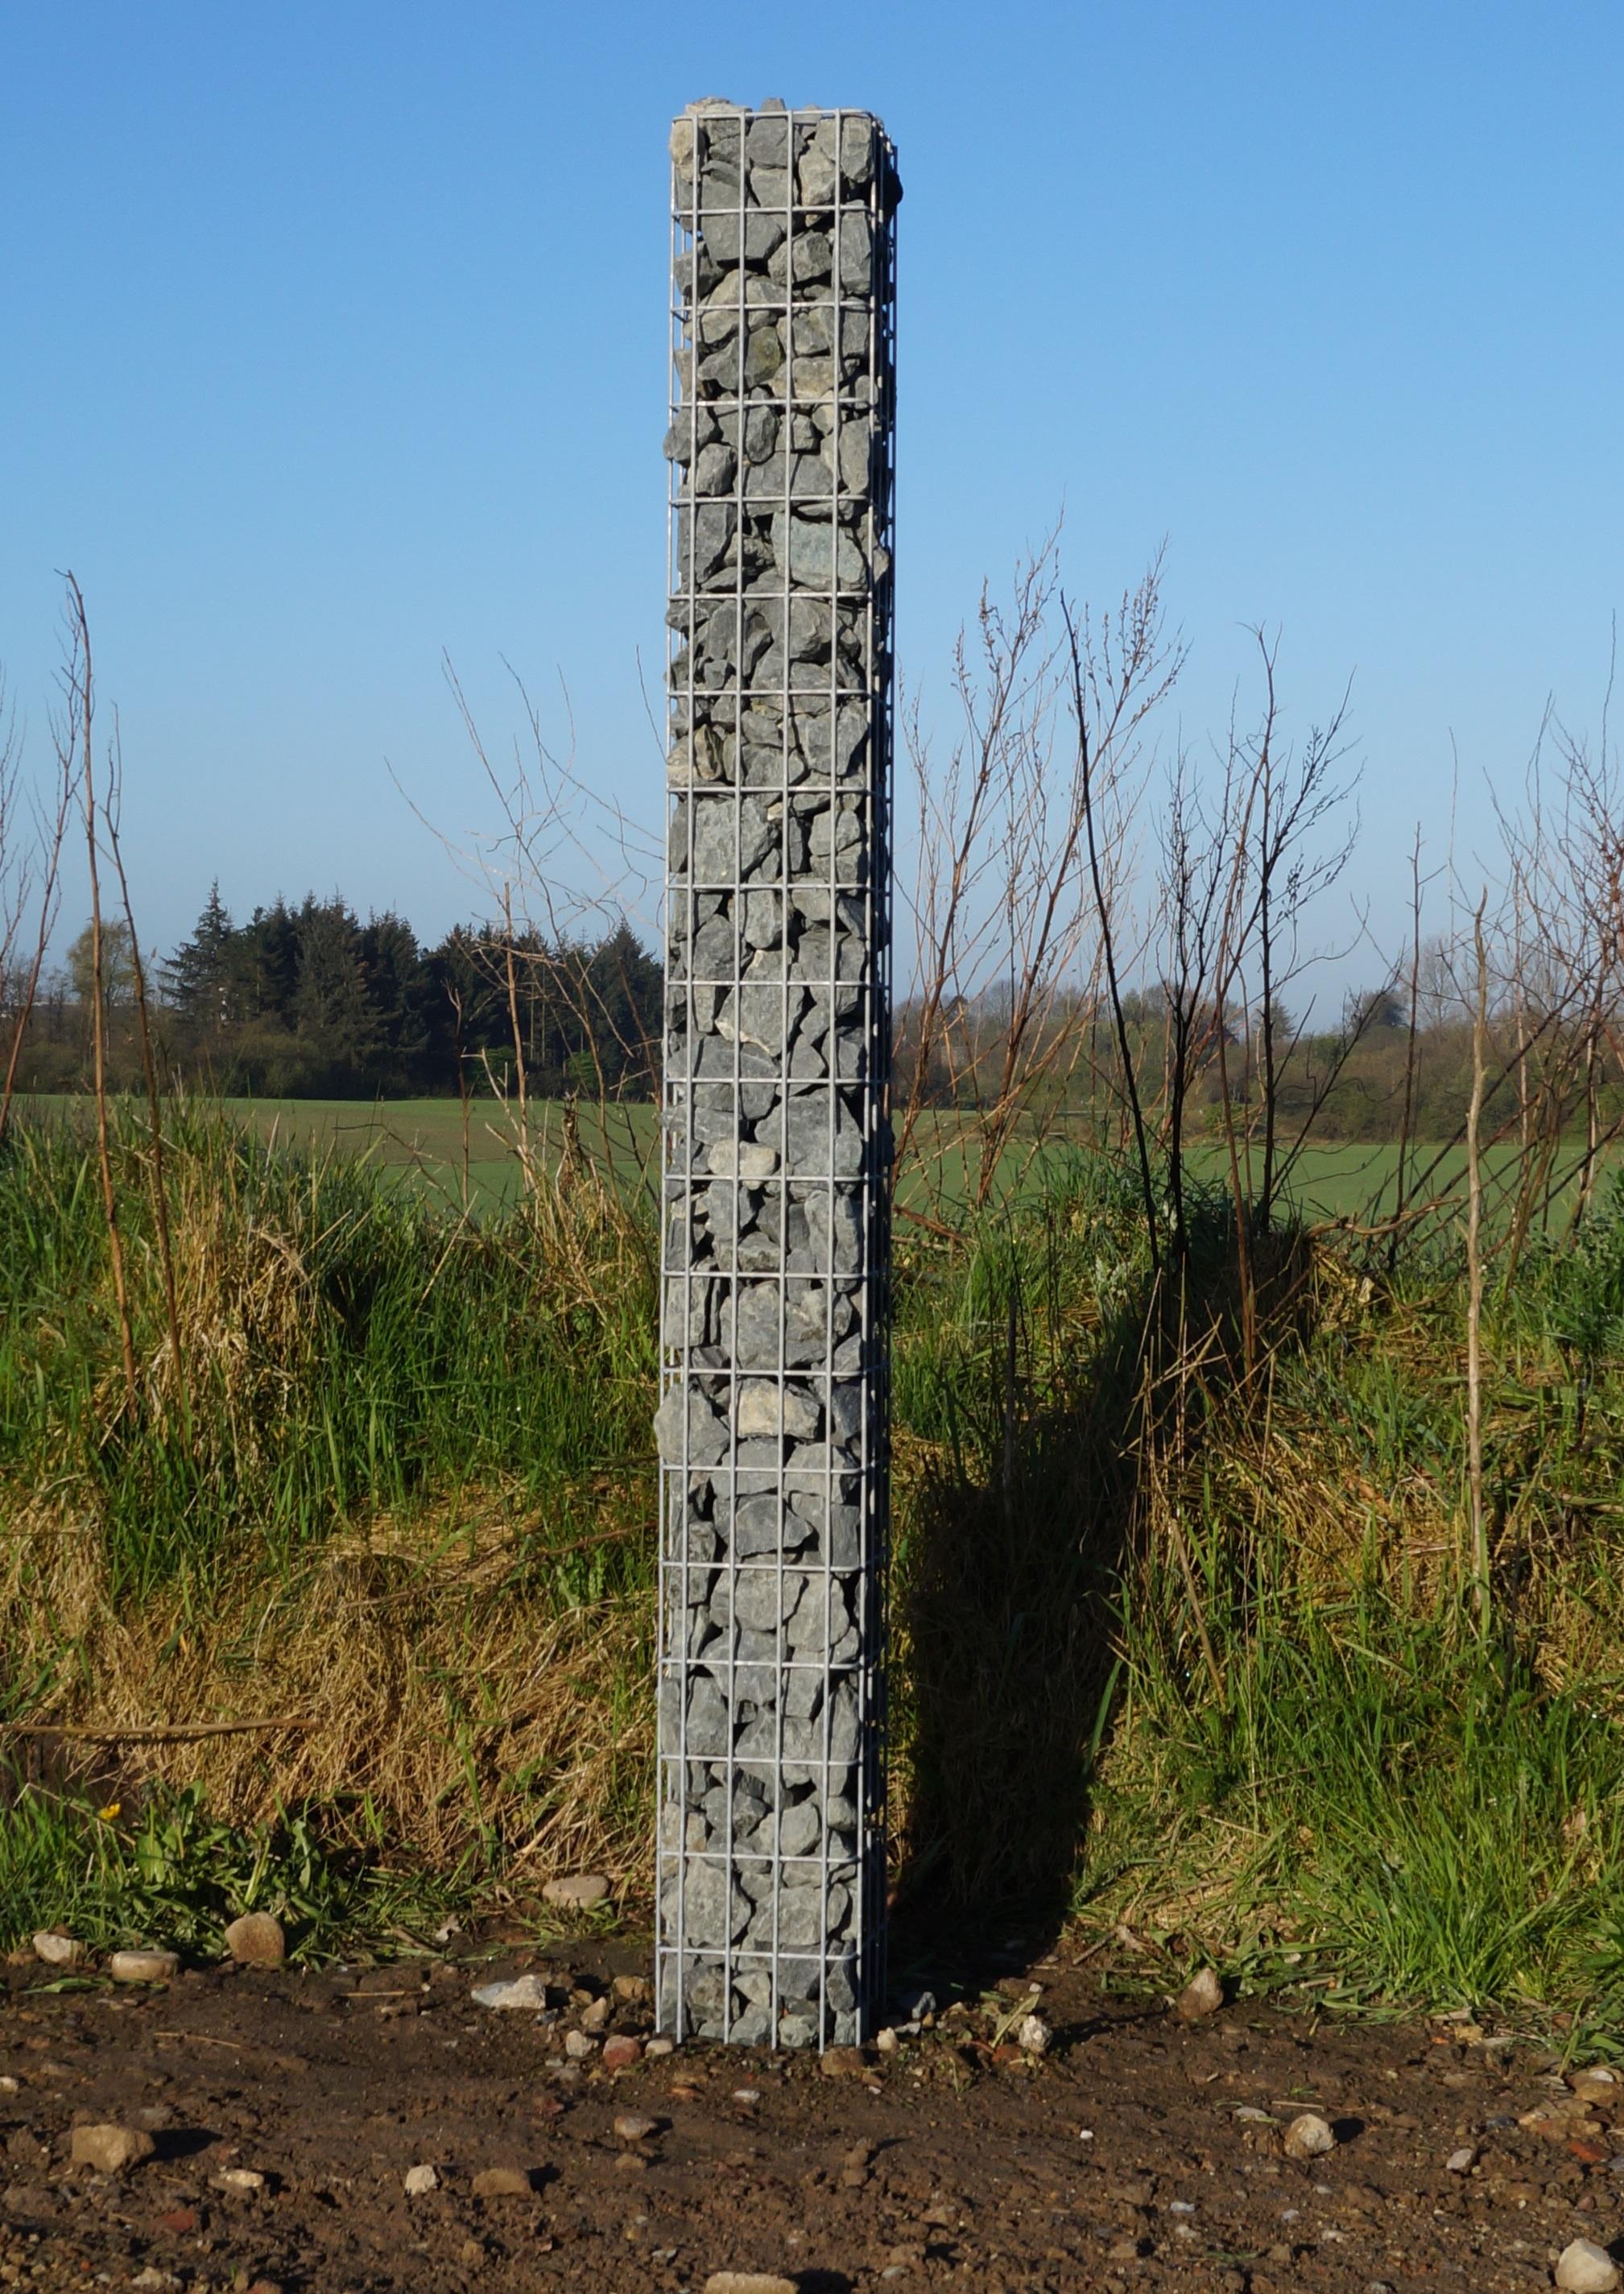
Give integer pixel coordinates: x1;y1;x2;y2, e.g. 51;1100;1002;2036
1465;892;1489;1631
103;708;189;1431
1062;595;1161;1267
896;533;1180;1219
1388;826;1428;1271
427;656;662;1206
0;672;76;1147
61;574;137;1408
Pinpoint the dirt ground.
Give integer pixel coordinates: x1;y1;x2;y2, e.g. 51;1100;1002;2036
2;1936;1619;2292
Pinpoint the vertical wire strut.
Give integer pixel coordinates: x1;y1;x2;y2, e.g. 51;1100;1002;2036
656;101;899;2049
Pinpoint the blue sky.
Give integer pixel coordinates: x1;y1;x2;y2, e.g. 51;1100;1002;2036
5;0;1621;986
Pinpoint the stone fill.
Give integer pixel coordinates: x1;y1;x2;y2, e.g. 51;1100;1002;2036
656;99;899;2048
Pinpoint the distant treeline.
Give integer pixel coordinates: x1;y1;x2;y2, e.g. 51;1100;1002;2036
15;883;1624;1144
16;887;663;1100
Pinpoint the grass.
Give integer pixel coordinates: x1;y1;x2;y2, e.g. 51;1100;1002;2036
0;1100;657;1591
5;1094;1624;2026
22;1090;1610;1226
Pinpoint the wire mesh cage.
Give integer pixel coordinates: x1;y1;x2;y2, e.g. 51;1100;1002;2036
655;101;899;2048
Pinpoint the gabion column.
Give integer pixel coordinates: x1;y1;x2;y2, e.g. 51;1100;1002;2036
655;99;899;2049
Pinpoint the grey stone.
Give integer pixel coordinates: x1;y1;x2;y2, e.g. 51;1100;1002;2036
655;1385;729;1468
777;1799;820;1856
743;324;784;388
769;512;866;592
746;1880;850;1953
700;209;784;267
737;1380;819;1440
796;114;877;205
781;1091;865;1176
692;440;738;497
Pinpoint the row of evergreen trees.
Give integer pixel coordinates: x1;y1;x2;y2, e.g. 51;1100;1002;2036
30;888;662;1101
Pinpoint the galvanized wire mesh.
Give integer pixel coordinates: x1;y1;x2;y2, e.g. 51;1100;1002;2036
655;100;899;2049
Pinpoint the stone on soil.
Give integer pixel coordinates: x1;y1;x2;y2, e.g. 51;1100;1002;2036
109;1948;179;1983
31;1930;82;1967
472;2165;533;2198
71;2123;155;2174
704;2277;800;2294
1176;1965;1224;2021
224;1911;286;1967
542;1872;610;1911
1556;2240;1622;2293
1283;2110;1336;2160
404;2164;440;2195
471;1972;553;2011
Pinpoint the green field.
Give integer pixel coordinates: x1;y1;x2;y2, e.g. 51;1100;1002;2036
15;1093;1608;1233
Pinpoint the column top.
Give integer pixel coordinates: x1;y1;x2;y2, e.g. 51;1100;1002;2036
672;99;902;209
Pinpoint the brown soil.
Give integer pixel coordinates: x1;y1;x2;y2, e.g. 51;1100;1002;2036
2;1940;1618;2292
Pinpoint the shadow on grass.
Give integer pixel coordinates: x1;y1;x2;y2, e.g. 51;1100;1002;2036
890;1186;1313;1993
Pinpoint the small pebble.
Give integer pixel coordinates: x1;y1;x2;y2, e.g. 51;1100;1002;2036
404;2164;440;2196
109;1948;180;1984
1176;1965;1224;2022
542;1872;610;1911
31;1930;83;1968
1556;2238;1622;2293
564;2029;596;2060
731;2087;762;2107
1019;2012;1052;2056
1283;2111;1337;2161
471;2165;533;2198
874;2027;899;2054
703;2275;799;2294
223;1911;286;1967
602;2035;643;2072
645;2036;676;2058
1445;2144;1477;2173
210;2168;266;2195
613;2114;659;2145
471;1973;552;2011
